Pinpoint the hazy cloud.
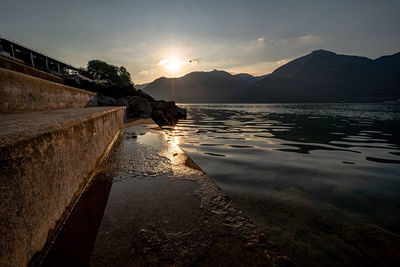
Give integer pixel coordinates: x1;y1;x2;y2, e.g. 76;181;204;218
297;34;321;45
227;58;294;76
276;59;292;66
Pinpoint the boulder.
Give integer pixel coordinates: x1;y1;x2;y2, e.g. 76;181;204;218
119;96;153;118
93;93;186;126
152;109;172;126
150;101;182;125
62;74;186;126
176;106;187;118
96;94;120;106
122;96;186;126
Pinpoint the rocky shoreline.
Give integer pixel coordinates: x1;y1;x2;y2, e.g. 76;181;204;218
64;75;186;126
93;91;186;126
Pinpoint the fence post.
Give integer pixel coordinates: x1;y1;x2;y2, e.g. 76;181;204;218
30;52;35;68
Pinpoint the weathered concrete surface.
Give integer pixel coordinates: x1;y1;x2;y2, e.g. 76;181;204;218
42;120;289;266
0;107;125;267
0;68;96;111
0;55;63;84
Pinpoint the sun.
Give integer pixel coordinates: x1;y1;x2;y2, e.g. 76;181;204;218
159;57;182;72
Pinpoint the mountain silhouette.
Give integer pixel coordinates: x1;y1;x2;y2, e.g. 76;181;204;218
144;69;254;102
144;50;400;103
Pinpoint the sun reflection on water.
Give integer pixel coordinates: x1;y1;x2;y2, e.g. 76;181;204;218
169;126;181;145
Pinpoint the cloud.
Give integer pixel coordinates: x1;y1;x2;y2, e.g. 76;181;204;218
258;34;321;48
245;37;267;50
276;58;291;66
227;58;293;76
139;70;150;75
297;34;321;45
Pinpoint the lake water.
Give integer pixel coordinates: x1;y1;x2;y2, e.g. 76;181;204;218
163;103;400;266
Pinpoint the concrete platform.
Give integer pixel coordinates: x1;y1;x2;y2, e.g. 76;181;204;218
0;107;126;266
41;120;287;266
0;54;63;84
0;68;95;111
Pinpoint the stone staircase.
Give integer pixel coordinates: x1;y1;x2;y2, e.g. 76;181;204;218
0;58;126;266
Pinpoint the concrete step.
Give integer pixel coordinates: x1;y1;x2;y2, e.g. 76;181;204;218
0;53;63;84
0;106;126;267
0;67;96;112
0;52;25;64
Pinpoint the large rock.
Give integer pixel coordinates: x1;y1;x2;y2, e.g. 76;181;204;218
176;105;187;118
92;93;186;126
121;96;186;126
118;96;153;118
62;74;186;126
96;94;120;106
150;100;186;126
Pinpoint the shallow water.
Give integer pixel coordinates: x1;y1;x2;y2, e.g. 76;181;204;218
163;103;400;266
42;124;278;266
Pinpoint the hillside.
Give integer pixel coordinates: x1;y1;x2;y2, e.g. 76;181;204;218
144;50;400;103
144;70;255;102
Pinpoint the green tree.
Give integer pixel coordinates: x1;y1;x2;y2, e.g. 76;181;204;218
86;59;133;85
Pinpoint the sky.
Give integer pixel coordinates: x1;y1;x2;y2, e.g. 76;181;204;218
1;0;399;84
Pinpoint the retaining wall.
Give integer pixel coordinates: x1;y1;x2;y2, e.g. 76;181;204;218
0;107;125;266
0;54;64;84
0;68;96;111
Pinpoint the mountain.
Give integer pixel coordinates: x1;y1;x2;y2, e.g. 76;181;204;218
144;70;256;102
144;50;400;103
234;73;267;82
134;82;150;90
250;50;400;102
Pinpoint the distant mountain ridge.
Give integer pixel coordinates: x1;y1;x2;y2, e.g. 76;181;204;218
144;70;254;102
134;82;150;90
144;50;400;103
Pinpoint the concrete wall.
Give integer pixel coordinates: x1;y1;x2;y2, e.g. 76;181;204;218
0;55;64;84
0;53;25;64
0;68;95;111
0;107;125;266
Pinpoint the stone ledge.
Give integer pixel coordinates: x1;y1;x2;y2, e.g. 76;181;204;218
0;55;63;84
0;68;96;111
0;107;125;148
0;106;125;266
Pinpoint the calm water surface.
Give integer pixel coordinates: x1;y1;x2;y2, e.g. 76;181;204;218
163;103;400;265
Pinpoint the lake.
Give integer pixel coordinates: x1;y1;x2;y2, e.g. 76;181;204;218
163;103;400;266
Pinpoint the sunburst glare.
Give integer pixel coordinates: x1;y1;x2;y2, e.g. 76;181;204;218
158;57;184;72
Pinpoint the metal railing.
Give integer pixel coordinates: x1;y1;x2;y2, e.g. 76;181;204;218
0;36;79;75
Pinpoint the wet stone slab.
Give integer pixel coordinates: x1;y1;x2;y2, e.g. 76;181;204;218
41;123;287;266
